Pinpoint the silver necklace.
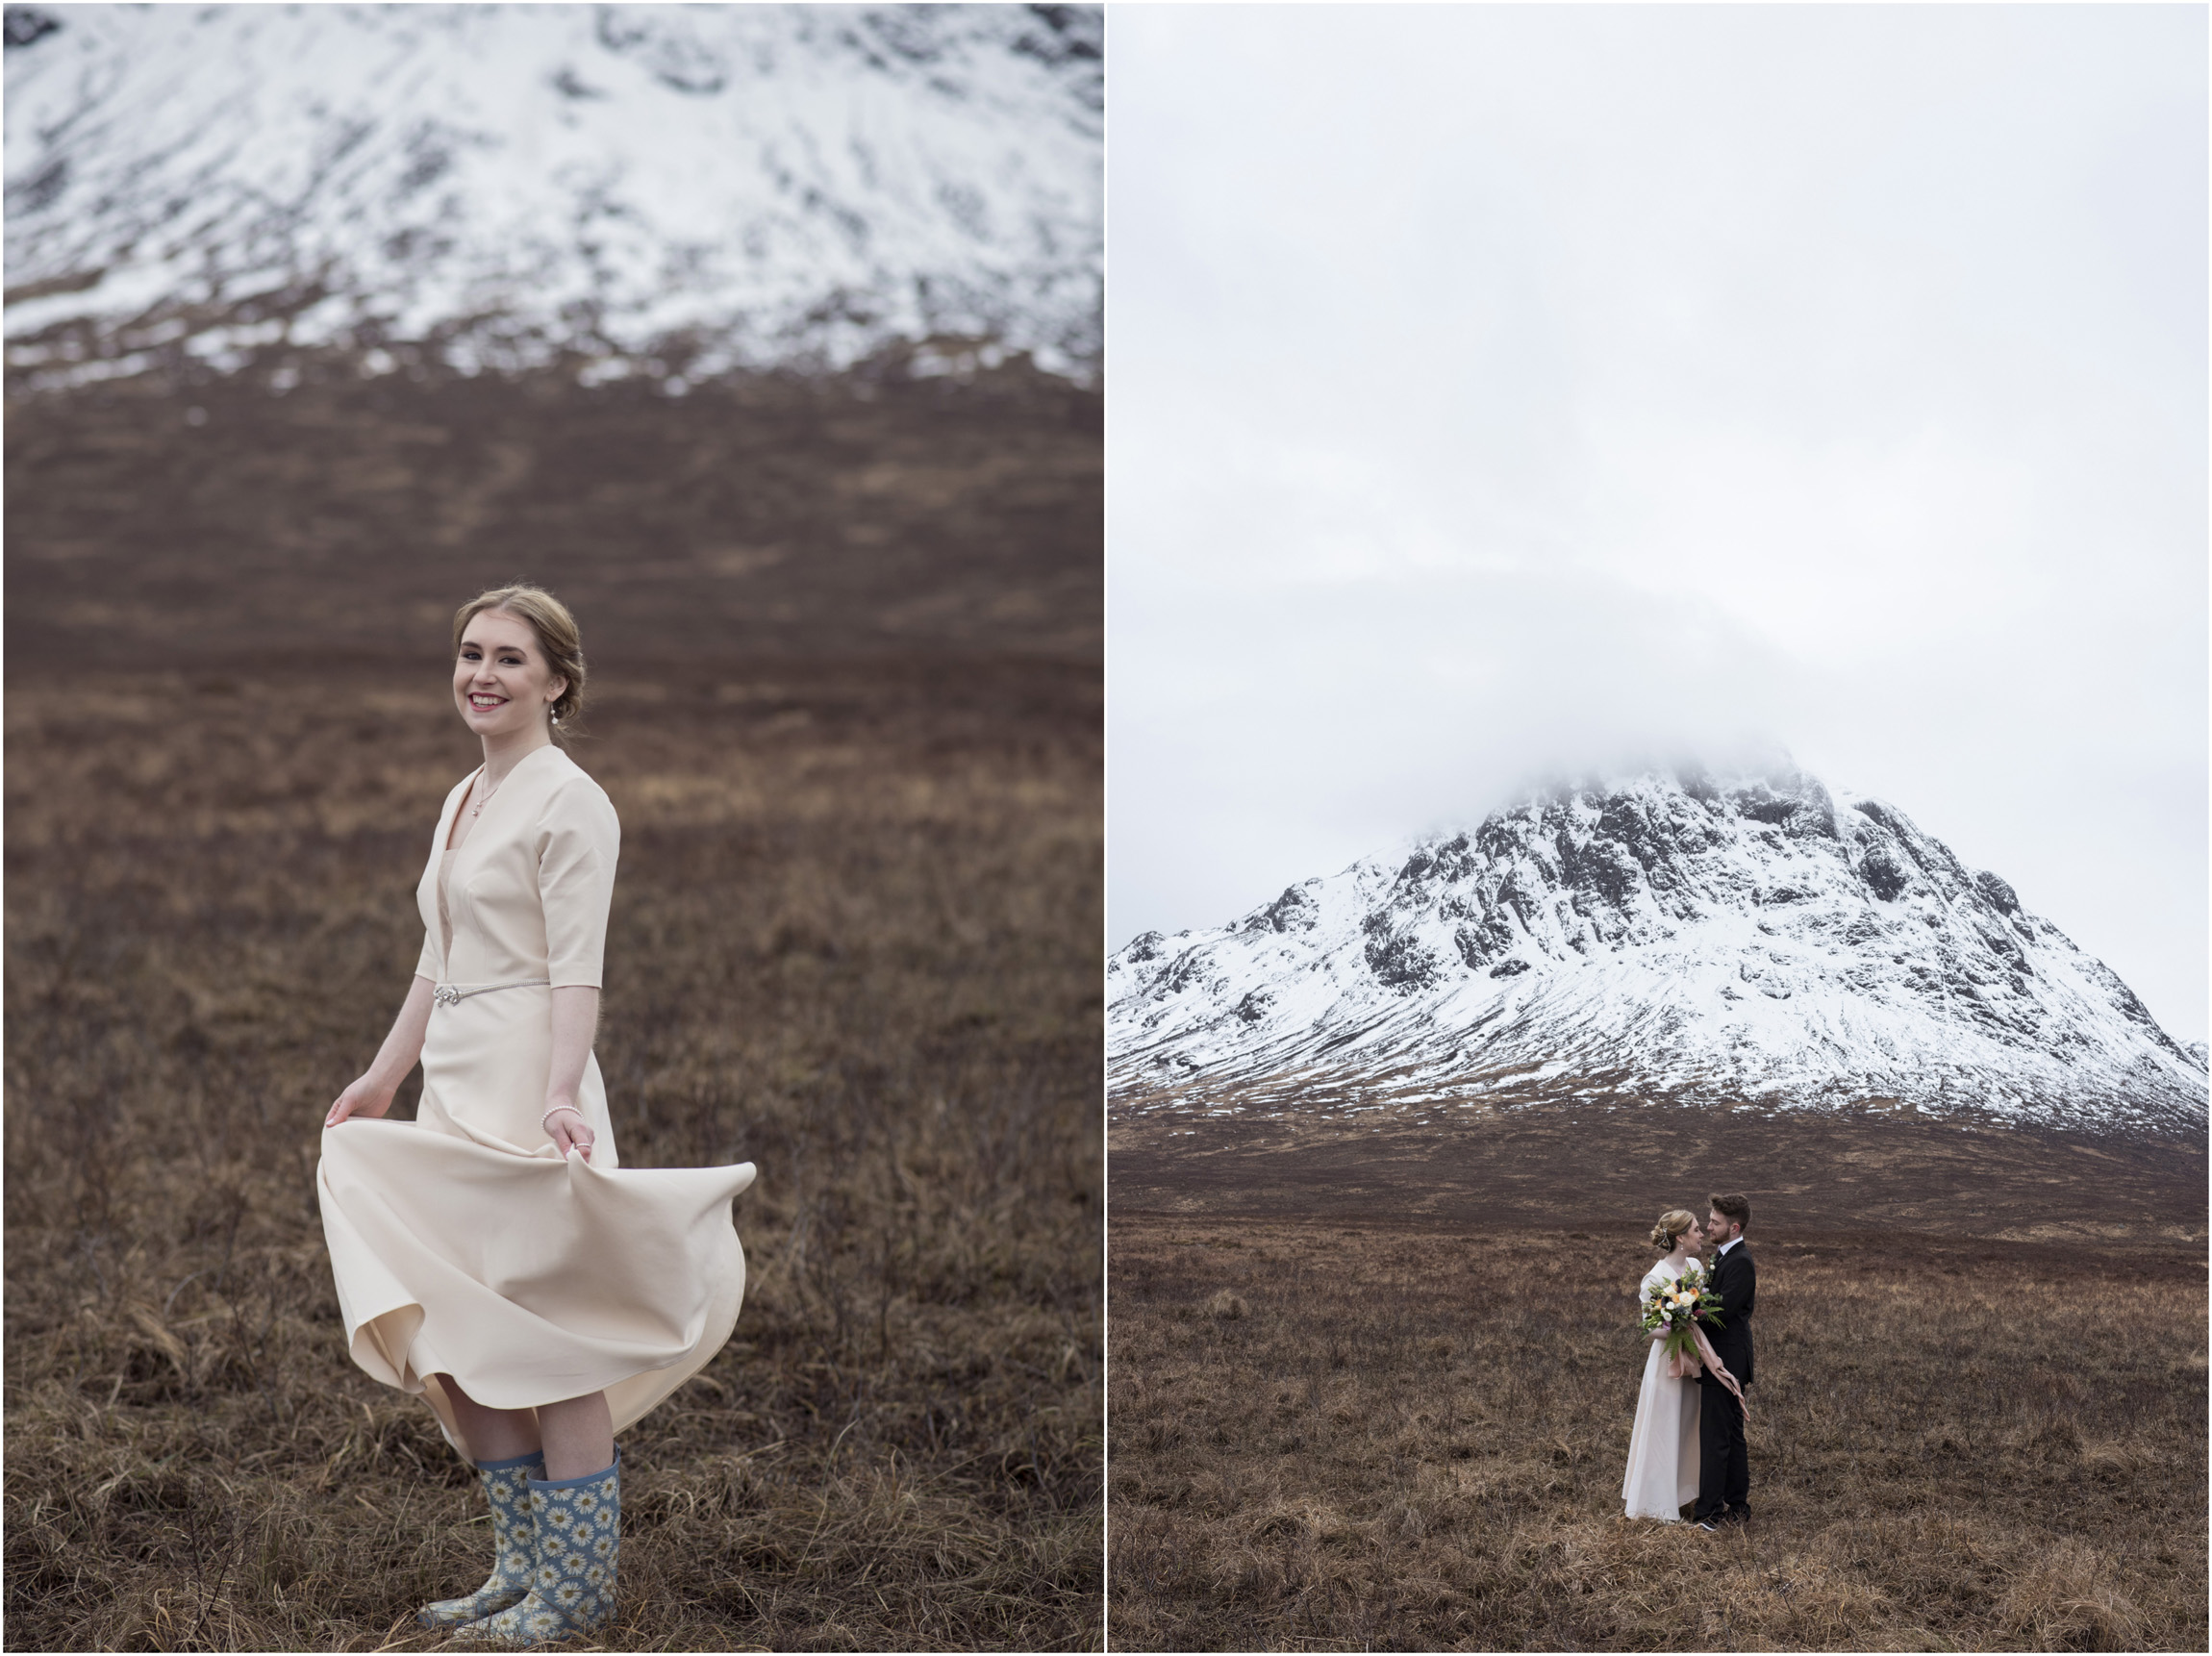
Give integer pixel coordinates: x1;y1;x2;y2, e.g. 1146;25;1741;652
469;770;507;818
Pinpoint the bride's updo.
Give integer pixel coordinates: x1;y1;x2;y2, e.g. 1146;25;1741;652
1649;1209;1697;1252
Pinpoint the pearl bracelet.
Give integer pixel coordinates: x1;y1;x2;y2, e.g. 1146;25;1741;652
541;1104;586;1134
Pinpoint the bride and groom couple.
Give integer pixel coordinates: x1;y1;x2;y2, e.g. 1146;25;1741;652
1621;1192;1756;1530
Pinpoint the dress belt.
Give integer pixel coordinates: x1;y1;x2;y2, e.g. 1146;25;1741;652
432;980;551;1007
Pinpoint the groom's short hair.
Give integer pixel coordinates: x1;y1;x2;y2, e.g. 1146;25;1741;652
1709;1192;1751;1234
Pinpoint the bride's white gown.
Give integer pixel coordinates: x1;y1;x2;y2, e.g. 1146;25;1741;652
1621;1256;1701;1520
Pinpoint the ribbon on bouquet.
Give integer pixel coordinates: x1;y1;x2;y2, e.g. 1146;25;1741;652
1690;1324;1750;1428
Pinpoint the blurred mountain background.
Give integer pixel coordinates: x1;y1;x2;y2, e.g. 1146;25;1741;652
4;1;1102;669
6;2;1100;386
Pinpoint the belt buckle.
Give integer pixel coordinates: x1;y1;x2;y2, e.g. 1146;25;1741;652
434;985;463;1007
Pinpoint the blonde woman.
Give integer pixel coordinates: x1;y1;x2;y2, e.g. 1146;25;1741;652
318;585;755;1643
1621;1209;1707;1521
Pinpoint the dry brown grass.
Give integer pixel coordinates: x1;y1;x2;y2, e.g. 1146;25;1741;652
1108;1098;2208;1246
5;353;1102;670
1108;1213;2206;1651
5;361;1101;1650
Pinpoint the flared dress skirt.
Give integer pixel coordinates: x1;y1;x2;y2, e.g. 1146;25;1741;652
1621;1335;1702;1518
318;978;754;1450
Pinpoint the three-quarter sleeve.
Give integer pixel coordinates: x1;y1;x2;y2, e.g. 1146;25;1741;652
536;778;621;989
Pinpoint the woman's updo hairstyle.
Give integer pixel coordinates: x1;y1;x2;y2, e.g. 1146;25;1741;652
1649;1209;1698;1252
452;584;588;737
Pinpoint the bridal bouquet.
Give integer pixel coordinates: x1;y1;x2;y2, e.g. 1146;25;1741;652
1639;1264;1722;1370
1638;1267;1748;1419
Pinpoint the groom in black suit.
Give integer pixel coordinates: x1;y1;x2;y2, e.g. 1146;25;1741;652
1694;1192;1756;1529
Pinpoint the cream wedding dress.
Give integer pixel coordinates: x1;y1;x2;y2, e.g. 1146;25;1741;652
1621;1256;1701;1520
317;744;755;1449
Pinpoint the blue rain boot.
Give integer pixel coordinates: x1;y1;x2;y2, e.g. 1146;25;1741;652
454;1447;620;1644
417;1450;541;1627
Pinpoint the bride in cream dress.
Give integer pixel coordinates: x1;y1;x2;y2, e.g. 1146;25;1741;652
319;585;754;1644
1621;1209;1707;1521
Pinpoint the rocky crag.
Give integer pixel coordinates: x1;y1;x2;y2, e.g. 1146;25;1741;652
1109;765;2205;1134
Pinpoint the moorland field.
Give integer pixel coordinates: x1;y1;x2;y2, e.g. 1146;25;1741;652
5;357;1103;1650
1108;1101;2207;1651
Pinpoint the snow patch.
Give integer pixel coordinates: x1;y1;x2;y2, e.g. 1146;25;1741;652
4;4;1100;386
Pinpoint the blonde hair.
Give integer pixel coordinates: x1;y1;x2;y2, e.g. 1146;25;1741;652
451;584;587;735
1649;1209;1698;1252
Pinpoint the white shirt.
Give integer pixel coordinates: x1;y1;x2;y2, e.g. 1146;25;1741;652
1717;1236;1743;1259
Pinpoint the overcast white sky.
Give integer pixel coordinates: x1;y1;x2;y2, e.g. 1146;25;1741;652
1107;4;2207;1043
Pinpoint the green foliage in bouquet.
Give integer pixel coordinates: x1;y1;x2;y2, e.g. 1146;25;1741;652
1638;1262;1723;1367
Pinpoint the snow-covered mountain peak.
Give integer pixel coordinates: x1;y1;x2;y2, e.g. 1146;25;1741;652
4;4;1100;388
1110;764;2203;1134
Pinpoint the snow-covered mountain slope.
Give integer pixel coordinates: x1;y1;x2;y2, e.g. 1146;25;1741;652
3;4;1099;387
1109;765;2207;1134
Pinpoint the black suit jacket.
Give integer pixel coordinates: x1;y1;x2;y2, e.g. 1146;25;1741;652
1697;1241;1755;1389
